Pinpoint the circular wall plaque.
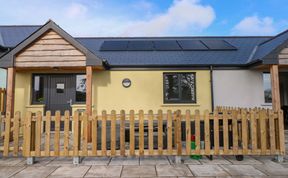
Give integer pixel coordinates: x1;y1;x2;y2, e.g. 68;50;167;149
122;78;131;88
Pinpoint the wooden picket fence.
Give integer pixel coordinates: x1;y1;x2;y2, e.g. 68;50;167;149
0;108;286;157
0;88;5;113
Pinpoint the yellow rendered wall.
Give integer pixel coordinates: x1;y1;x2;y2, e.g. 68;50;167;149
92;70;211;113
14;71;31;115
14;70;212;115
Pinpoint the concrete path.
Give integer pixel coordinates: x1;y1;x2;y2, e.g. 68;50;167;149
0;155;288;178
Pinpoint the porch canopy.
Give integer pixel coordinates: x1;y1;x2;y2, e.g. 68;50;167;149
251;29;288;111
0;20;104;115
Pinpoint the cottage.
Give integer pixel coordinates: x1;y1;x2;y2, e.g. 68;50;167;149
0;20;287;161
0;20;287;125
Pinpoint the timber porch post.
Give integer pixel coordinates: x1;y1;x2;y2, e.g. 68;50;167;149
270;65;281;111
86;66;93;142
6;67;15;115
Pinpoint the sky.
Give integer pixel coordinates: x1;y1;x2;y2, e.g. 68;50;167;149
0;0;287;37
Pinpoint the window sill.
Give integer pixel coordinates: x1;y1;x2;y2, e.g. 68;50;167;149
26;104;45;108
161;103;200;107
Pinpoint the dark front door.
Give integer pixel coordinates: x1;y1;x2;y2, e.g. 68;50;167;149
46;75;75;115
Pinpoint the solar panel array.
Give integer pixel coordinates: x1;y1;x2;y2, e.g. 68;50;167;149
100;40;237;51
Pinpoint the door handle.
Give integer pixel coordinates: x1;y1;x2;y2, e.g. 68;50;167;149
67;99;72;106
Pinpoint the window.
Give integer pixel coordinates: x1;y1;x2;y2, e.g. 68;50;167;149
163;73;196;103
76;75;86;102
32;75;45;104
263;73;272;103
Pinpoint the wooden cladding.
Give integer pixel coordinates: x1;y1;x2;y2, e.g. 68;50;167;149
279;47;288;64
0;108;285;157
15;30;86;67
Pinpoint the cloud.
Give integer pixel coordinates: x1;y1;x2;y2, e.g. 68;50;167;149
232;15;276;35
65;3;88;18
122;0;215;36
0;0;215;37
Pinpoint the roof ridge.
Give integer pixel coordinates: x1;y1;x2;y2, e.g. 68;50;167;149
75;36;273;39
258;28;288;46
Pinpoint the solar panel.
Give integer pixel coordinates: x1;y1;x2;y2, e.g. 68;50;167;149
201;40;237;50
100;41;128;51
177;40;208;50
127;40;154;51
154;40;181;50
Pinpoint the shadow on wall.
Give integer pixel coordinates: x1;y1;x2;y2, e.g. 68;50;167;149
93;71;111;110
0;69;6;88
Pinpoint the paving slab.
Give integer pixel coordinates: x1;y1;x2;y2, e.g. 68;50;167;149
0;158;25;166
167;156;201;165
180;156;201;165
84;165;122;177
199;156;231;165
49;165;90;178
109;156;139;165
0;166;25;178
121;165;156;177
224;156;263;165
17;157;55;166
140;156;170;165
253;156;277;165
82;157;111;165
12;166;57;178
221;165;266;176
253;164;288;176
47;157;73;166
156;164;193;177
188;165;229;177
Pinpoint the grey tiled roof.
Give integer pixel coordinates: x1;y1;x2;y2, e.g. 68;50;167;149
76;37;269;66
2;25;288;67
0;26;40;47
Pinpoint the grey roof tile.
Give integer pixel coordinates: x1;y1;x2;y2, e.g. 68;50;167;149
0;25;284;67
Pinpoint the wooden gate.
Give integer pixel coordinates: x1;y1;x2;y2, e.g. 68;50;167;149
0;108;285;157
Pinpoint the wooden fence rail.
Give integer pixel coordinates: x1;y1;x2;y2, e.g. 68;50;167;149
0;108;285;157
0;88;5;114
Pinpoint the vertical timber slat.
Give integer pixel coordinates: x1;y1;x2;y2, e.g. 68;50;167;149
3;112;11;156
35;111;42;156
111;110;116;156
92;110;97;156
129;110;135;156
148;110;154;155
213;112;219;155
204;110;210;155
13;111;21;156
223;110;229;154
54;111;61;156
139;110;144;156
45;111;51;156
158;110;163;155
64;111;70;156
167;110;173;155
195;110;201;154
101;110;107;156
120;110;125;156
73;111;80;156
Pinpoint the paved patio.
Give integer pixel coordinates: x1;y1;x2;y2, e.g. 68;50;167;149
0;155;288;178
